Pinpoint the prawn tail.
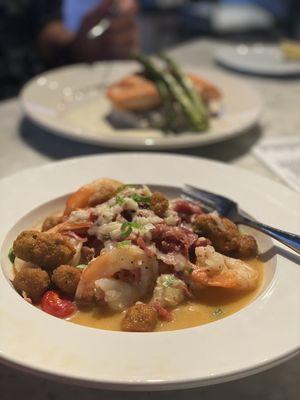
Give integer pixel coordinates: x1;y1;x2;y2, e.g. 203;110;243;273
47;220;93;234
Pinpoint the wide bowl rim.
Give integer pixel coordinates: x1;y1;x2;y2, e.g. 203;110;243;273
0;153;299;391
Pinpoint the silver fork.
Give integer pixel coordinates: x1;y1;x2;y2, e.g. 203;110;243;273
87;0;119;40
182;184;300;255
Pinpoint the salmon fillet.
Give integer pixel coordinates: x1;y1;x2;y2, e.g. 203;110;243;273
106;73;222;112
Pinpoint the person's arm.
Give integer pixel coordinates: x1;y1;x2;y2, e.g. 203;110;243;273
37;0;139;65
38;20;75;64
33;0;71;64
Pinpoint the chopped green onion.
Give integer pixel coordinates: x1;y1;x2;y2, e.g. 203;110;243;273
212;308;224;317
8;248;15;263
117;240;132;248
120;221;141;239
115;195;125;205
187;267;194;274
131;193;151;205
116;184;131;194
76;264;87;270
131;222;141;229
162;275;176;288
120;221;133;238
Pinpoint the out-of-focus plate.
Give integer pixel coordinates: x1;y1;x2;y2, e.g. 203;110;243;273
0;153;300;390
215;44;300;76
20;61;262;149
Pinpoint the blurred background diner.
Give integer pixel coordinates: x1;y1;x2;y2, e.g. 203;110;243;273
1;0;300;100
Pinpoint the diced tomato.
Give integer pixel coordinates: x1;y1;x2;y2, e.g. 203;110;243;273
41;291;77;319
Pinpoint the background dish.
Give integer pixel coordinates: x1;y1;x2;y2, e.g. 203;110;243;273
21;61;262;149
215;44;300;76
0;153;299;390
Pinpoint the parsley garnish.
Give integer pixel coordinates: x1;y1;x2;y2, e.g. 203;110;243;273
8;248;15;263
117;240;132;248
120;221;141;239
212;308;224;317
187;267;194;274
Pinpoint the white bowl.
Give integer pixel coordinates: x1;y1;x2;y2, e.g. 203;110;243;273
0;153;299;390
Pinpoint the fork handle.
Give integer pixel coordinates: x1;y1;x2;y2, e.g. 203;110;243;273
238;217;300;255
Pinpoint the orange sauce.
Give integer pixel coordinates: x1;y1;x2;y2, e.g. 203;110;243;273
70;258;264;332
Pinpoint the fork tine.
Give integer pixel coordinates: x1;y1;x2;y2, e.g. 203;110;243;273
184;184;238;217
185;184;230;203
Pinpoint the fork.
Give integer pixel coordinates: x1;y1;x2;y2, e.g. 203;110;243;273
87;0;119;40
182;184;300;255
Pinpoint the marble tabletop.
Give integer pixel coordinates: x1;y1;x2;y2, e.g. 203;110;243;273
0;40;300;399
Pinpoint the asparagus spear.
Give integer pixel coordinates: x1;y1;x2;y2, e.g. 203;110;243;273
156;80;176;132
133;54;175;131
135;54;205;131
159;53;209;130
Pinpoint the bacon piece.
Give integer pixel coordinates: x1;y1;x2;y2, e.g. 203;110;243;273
135;236;155;257
152;301;173;321
89;213;99;223
188;237;211;263
65;231;87;242
152;224;198;257
80;246;95;264
173;199;203;216
195;237;211;246
84;237;104;257
180;284;193;298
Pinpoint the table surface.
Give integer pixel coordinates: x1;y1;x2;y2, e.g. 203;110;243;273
0;40;299;399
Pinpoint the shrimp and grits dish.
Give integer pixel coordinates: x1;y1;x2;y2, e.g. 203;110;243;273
9;178;263;333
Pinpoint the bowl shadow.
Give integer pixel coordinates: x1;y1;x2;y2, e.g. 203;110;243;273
19;117;262;163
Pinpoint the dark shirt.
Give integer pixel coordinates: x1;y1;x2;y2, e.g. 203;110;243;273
0;0;62;99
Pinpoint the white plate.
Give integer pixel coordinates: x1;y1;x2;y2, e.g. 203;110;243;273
215;44;300;76
0;153;299;391
20;61;262;149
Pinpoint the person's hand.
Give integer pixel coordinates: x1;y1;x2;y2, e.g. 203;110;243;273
71;0;139;61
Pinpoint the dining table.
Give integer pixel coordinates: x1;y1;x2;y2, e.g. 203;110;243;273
0;39;299;400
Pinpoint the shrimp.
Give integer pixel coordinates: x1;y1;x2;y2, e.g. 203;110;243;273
106;74;222;112
64;178;123;216
75;245;158;310
191;245;258;291
47;220;93;234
